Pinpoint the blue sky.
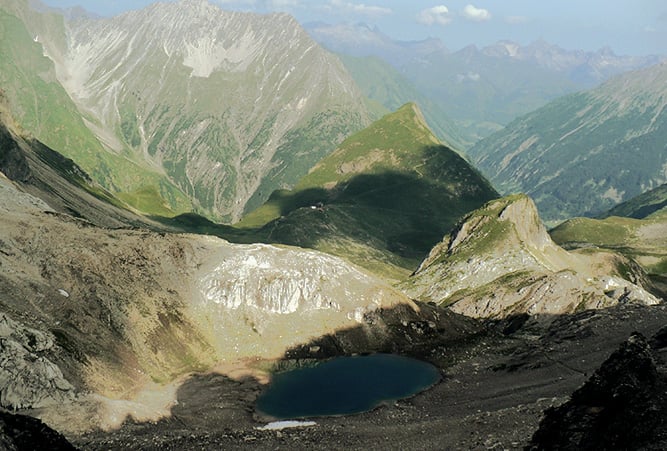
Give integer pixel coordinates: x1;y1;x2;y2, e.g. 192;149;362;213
41;0;667;55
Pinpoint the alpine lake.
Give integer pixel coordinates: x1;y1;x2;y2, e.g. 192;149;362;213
255;353;441;419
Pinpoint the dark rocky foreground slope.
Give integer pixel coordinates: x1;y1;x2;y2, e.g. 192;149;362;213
0;411;76;451
528;328;667;450
70;304;667;450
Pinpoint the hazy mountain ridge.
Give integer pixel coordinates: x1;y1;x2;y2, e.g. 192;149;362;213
480;39;663;85
305;22;447;67
308;23;662;142
468;61;667;224
337;54;469;150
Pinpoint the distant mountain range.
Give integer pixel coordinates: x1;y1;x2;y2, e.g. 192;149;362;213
307;22;664;143
304;22;447;67
468;62;667;224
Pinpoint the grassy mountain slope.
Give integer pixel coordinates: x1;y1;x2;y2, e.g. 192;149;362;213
338;54;469;150
399;194;659;318
238;103;498;279
551;182;667;285
602;183;667;219
468;62;667;224
0;90;168;228
32;1;370;222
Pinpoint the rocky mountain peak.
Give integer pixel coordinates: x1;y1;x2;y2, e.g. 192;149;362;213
415;194;551;274
400;194;660;318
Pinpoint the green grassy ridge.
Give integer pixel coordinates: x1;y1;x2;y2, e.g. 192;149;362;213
236;103;498;278
550;215;667;277
0;8;192;217
602;183;667;219
240;103;496;228
550;216;635;247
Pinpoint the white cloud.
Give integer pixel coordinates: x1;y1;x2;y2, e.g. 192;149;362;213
213;0;298;8
505;15;529;25
417;5;452;26
329;0;392;17
270;0;298;6
462;4;491;22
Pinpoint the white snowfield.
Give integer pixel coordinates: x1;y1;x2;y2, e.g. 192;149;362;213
255;421;317;431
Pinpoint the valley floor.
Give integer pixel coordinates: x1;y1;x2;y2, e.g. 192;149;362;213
71;303;667;450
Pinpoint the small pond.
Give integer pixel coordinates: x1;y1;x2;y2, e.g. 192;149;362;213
255;353;440;419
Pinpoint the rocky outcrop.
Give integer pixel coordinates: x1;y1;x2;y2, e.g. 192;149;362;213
400;195;661;318
0;314;75;410
528;329;667;450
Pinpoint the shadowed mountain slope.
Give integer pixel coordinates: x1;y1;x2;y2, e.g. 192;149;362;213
602;182;667;220
0;89;161;228
529;330;667;450
238;103;498;280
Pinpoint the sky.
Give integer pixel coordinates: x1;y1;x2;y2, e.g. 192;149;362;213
41;0;667;56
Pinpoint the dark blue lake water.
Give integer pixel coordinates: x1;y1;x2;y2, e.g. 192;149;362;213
255;353;440;419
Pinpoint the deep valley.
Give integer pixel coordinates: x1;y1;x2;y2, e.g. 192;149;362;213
0;1;666;450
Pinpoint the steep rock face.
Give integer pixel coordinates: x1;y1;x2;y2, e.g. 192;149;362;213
468;62;667;223
400;195;660;318
0;313;75;410
15;0;370;222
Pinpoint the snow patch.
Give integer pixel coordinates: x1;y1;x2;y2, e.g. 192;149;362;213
182;33;262;77
198;243;394;317
256;421;316;431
